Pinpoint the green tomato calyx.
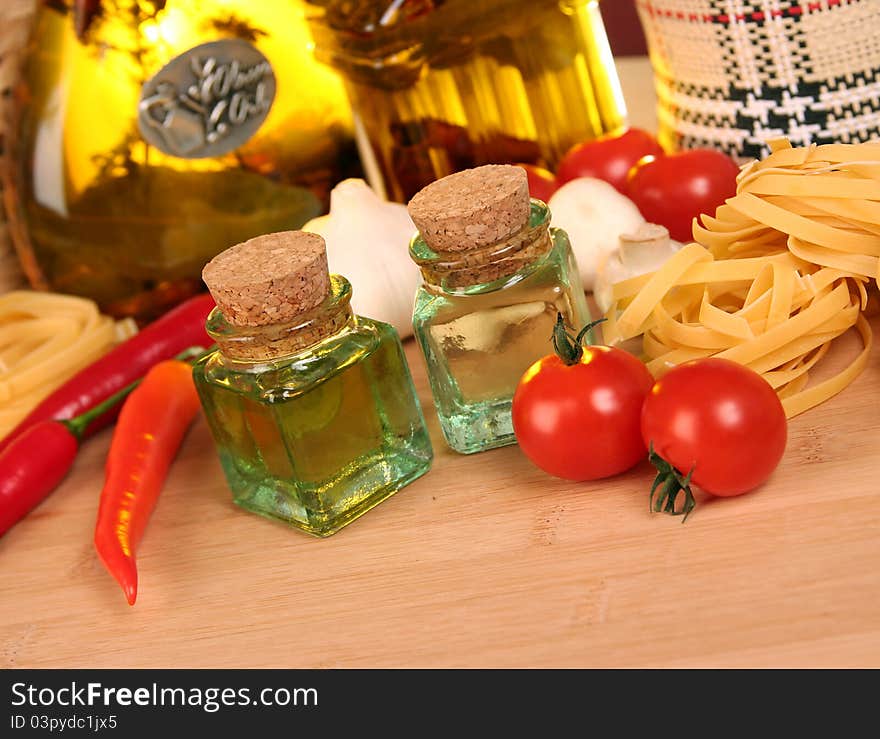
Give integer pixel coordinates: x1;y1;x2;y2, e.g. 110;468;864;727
551;313;606;366
648;442;696;522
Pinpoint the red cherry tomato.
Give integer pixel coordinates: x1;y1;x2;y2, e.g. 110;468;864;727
627;149;740;242
556;128;664;193
513;319;654;481
517;164;558;202
641;358;787;498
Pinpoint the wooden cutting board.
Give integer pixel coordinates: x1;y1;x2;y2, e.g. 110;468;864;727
1;312;878;668
2;59;878;668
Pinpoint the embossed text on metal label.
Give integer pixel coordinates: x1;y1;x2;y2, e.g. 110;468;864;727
137;39;275;159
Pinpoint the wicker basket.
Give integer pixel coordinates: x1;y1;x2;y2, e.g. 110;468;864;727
0;0;36;293
637;0;880;159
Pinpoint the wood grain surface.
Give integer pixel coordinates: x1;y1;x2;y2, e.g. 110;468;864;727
1;313;878;668
1;60;878;669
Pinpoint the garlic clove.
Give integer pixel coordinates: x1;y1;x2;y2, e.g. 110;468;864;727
618;223;676;270
594;223;682;314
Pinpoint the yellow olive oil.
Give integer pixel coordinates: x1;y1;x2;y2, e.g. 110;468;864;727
7;0;358;320
306;0;626;201
194;300;433;536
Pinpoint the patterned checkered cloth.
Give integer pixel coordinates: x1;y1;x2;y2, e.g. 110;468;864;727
635;0;880;159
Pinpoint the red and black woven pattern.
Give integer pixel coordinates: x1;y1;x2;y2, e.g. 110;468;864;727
636;0;880;159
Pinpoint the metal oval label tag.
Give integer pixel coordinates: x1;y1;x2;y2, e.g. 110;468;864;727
137;39;276;159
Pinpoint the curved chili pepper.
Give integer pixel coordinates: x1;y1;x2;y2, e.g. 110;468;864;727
94;360;201;606
0;423;79;537
0;382;139;537
0;293;214;455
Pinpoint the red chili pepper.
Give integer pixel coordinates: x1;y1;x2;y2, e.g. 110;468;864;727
94;360;201;606
0;293;214;455
0;382;139;537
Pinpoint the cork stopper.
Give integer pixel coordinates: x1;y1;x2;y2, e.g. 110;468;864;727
202;231;330;327
407;165;530;253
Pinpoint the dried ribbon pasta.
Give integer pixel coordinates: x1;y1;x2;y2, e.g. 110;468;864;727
604;139;879;418
0;291;137;435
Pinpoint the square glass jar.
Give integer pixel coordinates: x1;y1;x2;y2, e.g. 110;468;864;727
411;200;590;454
193;276;433;537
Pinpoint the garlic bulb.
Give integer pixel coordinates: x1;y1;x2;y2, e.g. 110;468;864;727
547;177;645;291
594;223;682;314
303;179;420;339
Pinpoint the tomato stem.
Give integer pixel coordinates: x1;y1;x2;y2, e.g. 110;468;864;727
551;313;606;366
648;442;696;522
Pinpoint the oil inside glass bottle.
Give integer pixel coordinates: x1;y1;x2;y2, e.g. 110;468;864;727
306;0;626;201
195;313;432;535
7;0;359;320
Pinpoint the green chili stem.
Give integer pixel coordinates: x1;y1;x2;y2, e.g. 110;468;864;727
63;381;141;440
62;345;208;441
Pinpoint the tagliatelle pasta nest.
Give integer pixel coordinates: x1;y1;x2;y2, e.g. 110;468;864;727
604;139;880;418
0;291;137;436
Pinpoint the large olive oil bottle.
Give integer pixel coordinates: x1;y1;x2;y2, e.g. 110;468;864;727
305;0;627;202
5;0;359;320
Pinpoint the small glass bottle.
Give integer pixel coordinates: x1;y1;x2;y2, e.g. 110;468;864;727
408;165;590;454
193;231;433;537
